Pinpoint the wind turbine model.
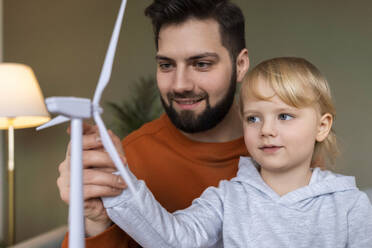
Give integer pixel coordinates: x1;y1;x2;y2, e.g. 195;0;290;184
37;1;137;247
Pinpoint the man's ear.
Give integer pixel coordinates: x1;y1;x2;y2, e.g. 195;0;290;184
316;113;333;142
236;48;249;83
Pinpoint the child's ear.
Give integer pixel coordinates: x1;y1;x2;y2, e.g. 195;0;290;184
316;113;333;142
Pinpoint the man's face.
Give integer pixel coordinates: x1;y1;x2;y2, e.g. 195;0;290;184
156;18;236;133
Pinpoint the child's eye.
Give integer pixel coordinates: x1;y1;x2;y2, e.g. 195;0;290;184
246;116;261;123
278;113;294;121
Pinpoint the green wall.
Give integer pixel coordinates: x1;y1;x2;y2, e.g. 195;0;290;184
2;0;372;243
0;0;6;243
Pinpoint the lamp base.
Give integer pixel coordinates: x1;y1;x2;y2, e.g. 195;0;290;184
7;124;15;245
8;168;14;245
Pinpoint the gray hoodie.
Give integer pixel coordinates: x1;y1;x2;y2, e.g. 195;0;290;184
103;157;372;248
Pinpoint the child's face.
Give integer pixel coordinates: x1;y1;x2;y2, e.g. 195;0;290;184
242;81;327;174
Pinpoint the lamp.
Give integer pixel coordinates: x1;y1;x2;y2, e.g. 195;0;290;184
0;63;50;245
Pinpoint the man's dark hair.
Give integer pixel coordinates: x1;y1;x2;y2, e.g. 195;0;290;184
145;0;246;62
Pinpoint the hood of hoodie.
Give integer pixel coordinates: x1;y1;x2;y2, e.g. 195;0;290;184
231;157;357;211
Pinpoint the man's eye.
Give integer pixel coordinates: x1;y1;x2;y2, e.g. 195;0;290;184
194;61;211;70
159;63;173;71
278;113;294;121
246;116;260;123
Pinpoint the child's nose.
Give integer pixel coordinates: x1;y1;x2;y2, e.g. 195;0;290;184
260;120;277;137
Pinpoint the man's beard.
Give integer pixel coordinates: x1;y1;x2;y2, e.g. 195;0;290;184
160;69;237;133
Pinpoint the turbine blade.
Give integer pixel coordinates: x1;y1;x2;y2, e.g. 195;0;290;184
36;115;70;131
93;0;128;105
93;111;137;195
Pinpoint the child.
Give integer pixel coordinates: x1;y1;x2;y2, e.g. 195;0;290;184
103;57;372;247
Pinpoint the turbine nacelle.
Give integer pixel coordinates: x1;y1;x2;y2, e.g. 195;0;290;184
45;97;95;118
36;97;104;131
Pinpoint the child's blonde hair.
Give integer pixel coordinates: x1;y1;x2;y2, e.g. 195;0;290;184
239;57;339;167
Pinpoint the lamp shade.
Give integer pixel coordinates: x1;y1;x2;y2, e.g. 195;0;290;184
0;63;50;129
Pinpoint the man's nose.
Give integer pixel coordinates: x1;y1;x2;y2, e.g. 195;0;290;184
173;66;194;92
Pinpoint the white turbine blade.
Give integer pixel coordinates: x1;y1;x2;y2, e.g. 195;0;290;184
36;115;70;131
93;111;137;195
93;0;128;105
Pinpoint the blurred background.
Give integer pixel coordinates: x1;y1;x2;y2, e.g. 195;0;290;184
0;0;371;245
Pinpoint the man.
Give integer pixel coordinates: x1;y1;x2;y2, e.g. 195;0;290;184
60;0;250;247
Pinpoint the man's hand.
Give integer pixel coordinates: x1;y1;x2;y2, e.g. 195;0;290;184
57;123;127;237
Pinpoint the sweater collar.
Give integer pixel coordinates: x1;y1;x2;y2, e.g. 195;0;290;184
232;157;357;209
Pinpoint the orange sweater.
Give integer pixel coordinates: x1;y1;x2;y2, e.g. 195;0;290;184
62;114;248;247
